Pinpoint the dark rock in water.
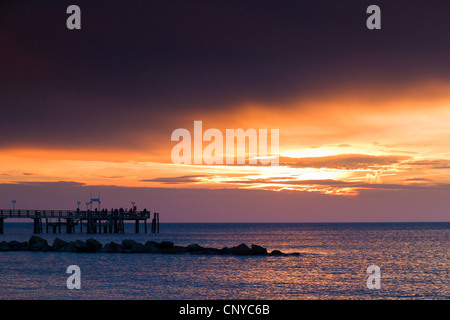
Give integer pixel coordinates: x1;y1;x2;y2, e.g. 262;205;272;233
231;243;253;255
2;237;287;257
29;235;47;246
0;241;12;251
145;241;159;248
41;244;52;251
160;241;174;249
61;241;76;252
28;236;49;251
29;240;50;251
269;250;284;256
100;242;121;253
144;241;161;253
130;241;146;253
7;241;21;249
86;238;102;252
219;247;232;255
288;252;301;256
52;238;68;251
205;248;220;254
251;244;267;255
122;239;138;250
8;241;28;251
186;244;206;253
172;246;189;254
159;245;185;254
119;240;147;253
73;240;89;252
121;239;131;249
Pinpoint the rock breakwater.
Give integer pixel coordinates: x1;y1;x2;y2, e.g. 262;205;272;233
0;236;300;256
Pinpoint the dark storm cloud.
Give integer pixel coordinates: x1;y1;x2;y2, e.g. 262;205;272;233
1;0;449;149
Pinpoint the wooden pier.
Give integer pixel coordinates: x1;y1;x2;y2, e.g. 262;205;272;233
0;209;159;234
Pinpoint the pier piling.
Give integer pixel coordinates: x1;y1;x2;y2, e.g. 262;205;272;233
33;218;42;234
135;220;140;233
151;212;160;233
66;218;73;234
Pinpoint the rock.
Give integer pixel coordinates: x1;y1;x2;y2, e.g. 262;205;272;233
205;248;220;254
100;242;121;253
231;243;253;255
29;235;47;246
186;245;219;254
145;241;159;247
159;246;183;254
86;238;102;252
7;241;20;249
186;244;206;253
130;241;146;253
219;247;232;255
73;240;89;252
60;241;76;252
52;238;68;251
120;239;146;253
28;236;49;251
269;250;284;256
173;246;189;253
144;241;161;253
29;240;50;251
122;239;138;250
160;241;174;249
251;244;267;255
0;237;287;257
41;244;52;251
8;241;29;251
0;241;12;251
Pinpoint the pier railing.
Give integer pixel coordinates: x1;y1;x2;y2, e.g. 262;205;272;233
0;209;151;219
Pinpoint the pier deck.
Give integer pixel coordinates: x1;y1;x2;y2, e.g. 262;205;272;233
0;209;160;234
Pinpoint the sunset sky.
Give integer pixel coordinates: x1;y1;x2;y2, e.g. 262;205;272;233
1;1;449;221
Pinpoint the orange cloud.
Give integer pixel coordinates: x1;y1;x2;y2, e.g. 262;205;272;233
1;79;449;197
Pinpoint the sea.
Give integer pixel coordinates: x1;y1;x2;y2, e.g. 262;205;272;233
0;222;448;300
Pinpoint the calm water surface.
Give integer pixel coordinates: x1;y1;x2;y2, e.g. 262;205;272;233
0;222;448;299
